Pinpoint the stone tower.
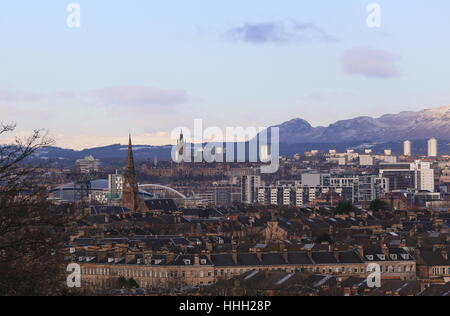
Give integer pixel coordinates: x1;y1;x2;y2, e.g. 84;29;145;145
122;135;147;212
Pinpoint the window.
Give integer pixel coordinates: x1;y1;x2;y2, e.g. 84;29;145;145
377;255;386;261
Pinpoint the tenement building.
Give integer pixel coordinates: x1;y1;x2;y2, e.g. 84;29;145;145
74;247;416;289
416;248;450;281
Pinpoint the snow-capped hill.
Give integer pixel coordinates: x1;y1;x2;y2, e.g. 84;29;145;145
273;105;450;144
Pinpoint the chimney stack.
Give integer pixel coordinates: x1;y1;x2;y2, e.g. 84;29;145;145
97;250;107;263
166;252;175;264
194;254;200;266
232;250;238;264
256;248;262;262
283;249;289;263
125;253;136;264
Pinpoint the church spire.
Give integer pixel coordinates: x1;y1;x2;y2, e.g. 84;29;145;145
127;134;136;176
122;134;147;212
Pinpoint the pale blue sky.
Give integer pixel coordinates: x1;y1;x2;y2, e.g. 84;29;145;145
1;1;450;148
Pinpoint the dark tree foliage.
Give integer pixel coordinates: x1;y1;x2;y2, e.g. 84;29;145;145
316;232;333;244
117;277;139;289
335;200;356;214
369;199;391;212
0;123;68;296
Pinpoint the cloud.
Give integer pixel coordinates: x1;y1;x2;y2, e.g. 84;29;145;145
225;20;337;45
0;104;52;120
0;87;44;103
88;86;190;107
342;47;401;79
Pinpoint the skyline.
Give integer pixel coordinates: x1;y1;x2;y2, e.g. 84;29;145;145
2;104;449;151
1;1;450;149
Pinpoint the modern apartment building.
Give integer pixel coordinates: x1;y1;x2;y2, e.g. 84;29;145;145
379;161;435;192
76;155;101;174
108;172;124;200
241;175;261;204
428;138;438;157
256;174;388;206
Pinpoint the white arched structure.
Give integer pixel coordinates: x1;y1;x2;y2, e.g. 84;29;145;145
138;184;187;199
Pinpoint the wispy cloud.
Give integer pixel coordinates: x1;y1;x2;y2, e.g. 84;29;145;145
0;85;191;108
88;86;190;107
0;87;44;103
225;20;338;45
0;103;52;120
342;47;401;79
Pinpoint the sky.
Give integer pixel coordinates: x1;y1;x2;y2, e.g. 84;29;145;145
1;0;450;149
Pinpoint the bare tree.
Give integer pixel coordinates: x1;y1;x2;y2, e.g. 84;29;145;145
0;123;69;296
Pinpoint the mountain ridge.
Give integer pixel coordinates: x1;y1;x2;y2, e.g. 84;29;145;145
276;105;450;144
9;105;450;163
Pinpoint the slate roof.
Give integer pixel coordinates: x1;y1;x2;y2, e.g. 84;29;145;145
261;253;286;265
419;250;450;266
311;252;338;264
237;254;262;266
368;280;420;296
145;199;178;211
420;282;450;296
338;251;364;264
211;254;236;266
288;252;314;265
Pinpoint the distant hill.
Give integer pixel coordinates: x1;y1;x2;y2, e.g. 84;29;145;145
275;105;450;144
20;105;450;164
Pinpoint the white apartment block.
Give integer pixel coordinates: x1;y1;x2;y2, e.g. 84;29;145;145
379;160;435;193
256;174;387;207
359;155;374;166
108;172;124;199
428;138;438;157
242;175;261;204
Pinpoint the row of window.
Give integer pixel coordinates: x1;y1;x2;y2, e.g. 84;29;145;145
82;263;416;280
432;267;450;275
82;267;214;279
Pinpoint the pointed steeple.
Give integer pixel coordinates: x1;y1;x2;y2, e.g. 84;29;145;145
127;134;136;176
122;134;148;212
178;129;184;144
